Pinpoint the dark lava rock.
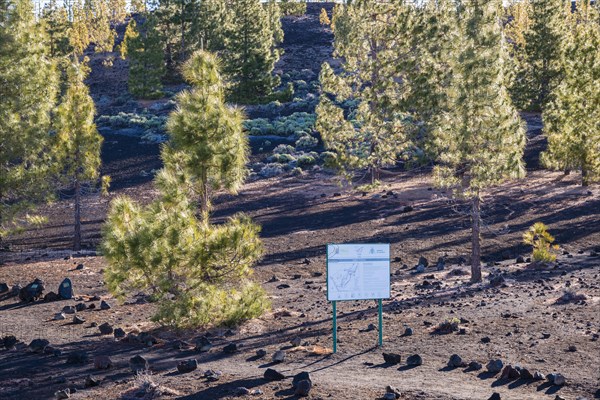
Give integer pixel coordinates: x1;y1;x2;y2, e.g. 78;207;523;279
276;284;290;289
418;256;429;268
94;355;112;370
113;328;126;339
489;274;506;287
256;349;267;358
264;368;285;381
386;385;402;399
486;359;504;373
138;332;158;346
28;338;50;353
488;393;501;400
195;336;212;352
292;371;311;388
500;365;521;380
383;352;401;365
75;264;85;270
54;389;70;399
84;375;99;388
75;303;86;312
66;351;89;364
100;300;111;310
0;282;9;293
520;368;534;380
481;336;491;344
448;354;466;368
516;256;525;263
294;379;312;397
177;359;198;373
235;387;250;396
403;327;413;336
534;371;545;381
3;335;17;349
98;323;113;335
129;355;149;372
548;373;566;386
44;292;60;302
62;306;76;315
223;343;238;354
72;315;85;324
468;361;483;370
204;369;222;381
272;350;286;363
406;354;423;366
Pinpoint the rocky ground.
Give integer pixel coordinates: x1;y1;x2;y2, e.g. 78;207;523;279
1;3;599;400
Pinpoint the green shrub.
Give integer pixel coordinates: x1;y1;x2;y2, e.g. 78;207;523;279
268;153;296;164
523;222;559;263
296;154;316;168
295;135;318;150
273;144;295;154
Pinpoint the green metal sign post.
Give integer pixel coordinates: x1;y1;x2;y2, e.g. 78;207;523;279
327;244;390;354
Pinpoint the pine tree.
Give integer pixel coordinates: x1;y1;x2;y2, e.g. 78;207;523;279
266;0;284;61
41;0;72;58
0;0;60;238
84;0;116;53
316;1;412;185
522;0;569;109
504;0;533;110
223;0;279;103
121;15;165;99
155;0;197;74
432;0;526;283
102;50;268;328
320;7;331;26
54;59;104;250
405;0;458;153
166;50;248;219
541;1;600;186
192;0;227;52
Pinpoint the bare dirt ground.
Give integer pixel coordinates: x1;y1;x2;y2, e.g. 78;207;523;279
1;3;599;400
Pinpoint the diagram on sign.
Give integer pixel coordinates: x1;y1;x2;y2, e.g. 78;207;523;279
327;244;390;301
330;263;359;292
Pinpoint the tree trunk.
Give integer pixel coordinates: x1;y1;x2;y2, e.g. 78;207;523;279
470;195;482;283
582;165;589;187
199;168;210;223
74;179;82;251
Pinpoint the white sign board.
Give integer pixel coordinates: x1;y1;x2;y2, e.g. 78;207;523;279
327;244;390;301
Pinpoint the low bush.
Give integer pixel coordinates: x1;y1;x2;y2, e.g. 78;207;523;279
523;222;559;263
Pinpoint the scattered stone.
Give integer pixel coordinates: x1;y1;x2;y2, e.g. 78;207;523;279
113;328;126;339
448;354;466;368
54;389;70;399
54;313;66;321
84;375;99;388
75;303;86;312
384;393;397;400
98;323;113;335
481;336;491;344
88;303;96;310
418;256;429;268
533;371;545;381
416;265;425;273
177;359;198;373
264;368;285;381
488;393;501;400
520;368;534;380
468;361;483;370
385;385;402;399
72;315;85;324
486;359;504;373
294;380;312;397
383;352;401;365
554;396;566;400
62;306;76;315
292;372;311;388
268;275;280;283
28;339;50;353
290;336;302;347
436;257;445;271
256;349;267;358
75;264;85;270
568;345;577;352
94;355;112;370
489;275;506;287
223;343;238;354
516;256;525;263
276;284;290;289
500;365;521;380
100;300;111;310
406;354;423;366
129;355;149;373
403;327;413;337
272;350;286;363
66;351;89;364
204;369;222;381
194;336;212;352
44;292;60;302
3;335;17;349
138;332;158;346
542;332;551;339
0;282;8;293
366;323;376;332
19;278;45;302
548;373;566;386
58;278;73;300
235;387;250;396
